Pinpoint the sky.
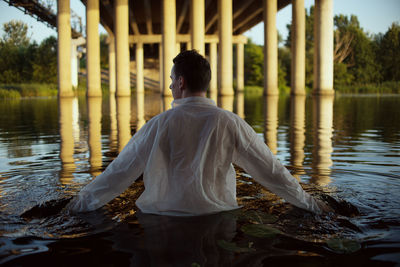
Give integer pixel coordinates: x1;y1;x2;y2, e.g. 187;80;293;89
0;0;399;45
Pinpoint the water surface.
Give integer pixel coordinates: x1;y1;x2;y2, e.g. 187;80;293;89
0;93;399;265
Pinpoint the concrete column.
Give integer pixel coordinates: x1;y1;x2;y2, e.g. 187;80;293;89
236;91;245;118
86;0;101;97
109;94;117;151
263;0;278;95
291;0;306;95
236;43;244;91
209;42;218;97
136;92;145;130
218;0;233;96
115;0;131;96
71;42;79;88
162;0;176;96
136;42;144;94
159;43;163;93
313;0;334;95
176;43;181;54
108;35;116;94
57;0;74;97
191;0;205;55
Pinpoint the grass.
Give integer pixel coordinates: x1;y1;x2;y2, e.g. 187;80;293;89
335;81;400;94
0;83;58;98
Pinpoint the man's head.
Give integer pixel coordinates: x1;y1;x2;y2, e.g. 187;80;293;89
169;50;211;99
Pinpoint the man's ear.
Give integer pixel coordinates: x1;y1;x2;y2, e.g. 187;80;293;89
178;75;185;90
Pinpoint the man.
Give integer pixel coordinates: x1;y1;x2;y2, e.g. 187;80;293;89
68;50;328;215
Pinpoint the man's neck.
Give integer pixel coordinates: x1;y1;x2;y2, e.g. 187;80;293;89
182;90;207;98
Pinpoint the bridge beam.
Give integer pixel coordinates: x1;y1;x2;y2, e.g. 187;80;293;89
57;0;74;97
86;0;102;97
313;0;334;95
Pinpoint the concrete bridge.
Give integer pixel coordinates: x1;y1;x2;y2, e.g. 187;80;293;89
11;0;335;97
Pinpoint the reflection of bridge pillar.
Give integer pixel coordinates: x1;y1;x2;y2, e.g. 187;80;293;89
136;42;144;94
263;0;279;95
236;43;244;92
162;0;176;96
191;0;205;55
209;42;218;98
311;95;333;185
159;43;163;93
291;0;306;95
109;94;118;152
290;95;306;179
136;92;146;130
218;0;233;96
313;0;334;95
86;0;101;97
57;0;74;97
87;97;103;176
163;96;174;111
218;96;234;112
264;95;279;155
115;0;131;97
236;92;245;118
59;97;76;184
108;35;116;94
117;97;131;152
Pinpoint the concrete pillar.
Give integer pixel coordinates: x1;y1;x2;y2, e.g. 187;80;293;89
218;0;233;96
57;0;74;97
209;42;218;97
162;0;176;96
191;0;205;55
263;0;279;95
109;94;117;151
218;96;234;112
108;35;116;94
115;0;131;96
136;42;144;94
86;0;101;97
71;42;79;88
159;43;163;93
136;92;145;130
291;0;306;95
176;43;181;54
313;0;334;95
87;97;102;176
236;91;245;118
236;43;244;91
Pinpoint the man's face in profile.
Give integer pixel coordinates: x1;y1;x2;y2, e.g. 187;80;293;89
169;65;183;99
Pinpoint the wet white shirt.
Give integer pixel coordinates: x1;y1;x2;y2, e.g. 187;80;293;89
69;97;321;215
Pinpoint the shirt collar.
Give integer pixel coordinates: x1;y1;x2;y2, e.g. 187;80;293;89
171;96;216;109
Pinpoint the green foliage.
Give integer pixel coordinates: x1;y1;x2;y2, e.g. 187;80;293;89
0;88;21;98
1;20;31;47
32;36;57;83
376;23;400;81
100;33;109;68
0;84;58;98
244;39;264;87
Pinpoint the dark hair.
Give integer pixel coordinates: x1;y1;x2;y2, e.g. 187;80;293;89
172;50;211;92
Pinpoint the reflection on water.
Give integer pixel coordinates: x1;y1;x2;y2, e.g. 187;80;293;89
264;95;279;155
88;97;103;177
0;93;400;265
312;95;334;185
290;95;306;179
116;97;131;152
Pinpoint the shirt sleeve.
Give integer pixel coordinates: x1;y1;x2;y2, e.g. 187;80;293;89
68;118;157;213
232;118;321;214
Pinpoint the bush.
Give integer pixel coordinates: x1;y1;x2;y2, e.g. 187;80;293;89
0;88;21;98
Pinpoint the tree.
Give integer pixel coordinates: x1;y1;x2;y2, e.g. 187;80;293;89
244;39;264;86
32;36;57;83
1;20;31;47
377;23;400;81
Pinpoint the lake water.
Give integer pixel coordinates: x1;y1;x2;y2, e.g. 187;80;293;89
0;93;399;265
